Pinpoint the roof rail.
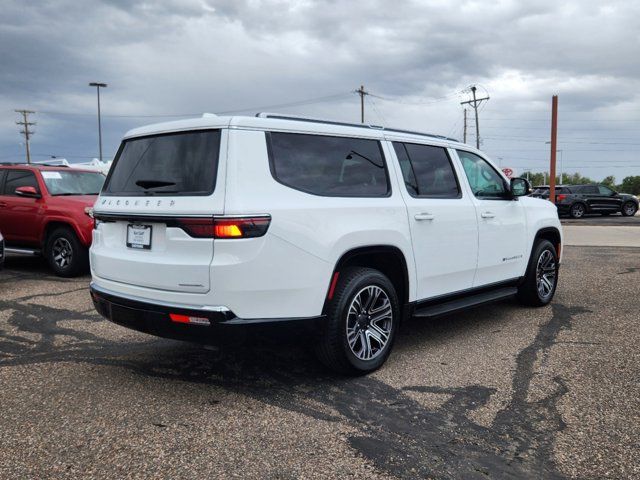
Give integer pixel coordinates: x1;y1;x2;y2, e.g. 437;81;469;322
0;162;69;167
255;112;460;143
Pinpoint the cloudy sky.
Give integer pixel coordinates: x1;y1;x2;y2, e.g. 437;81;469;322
1;0;639;181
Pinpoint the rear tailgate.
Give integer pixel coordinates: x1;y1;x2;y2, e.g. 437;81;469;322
91;128;225;293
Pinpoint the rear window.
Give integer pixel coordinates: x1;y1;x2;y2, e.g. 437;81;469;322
267;132;390;197
104;130;221;196
392;142;460;198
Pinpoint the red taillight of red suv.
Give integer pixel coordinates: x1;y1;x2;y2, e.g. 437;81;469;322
176;216;271;239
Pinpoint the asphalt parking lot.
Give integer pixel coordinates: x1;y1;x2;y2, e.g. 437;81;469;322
1;224;639;479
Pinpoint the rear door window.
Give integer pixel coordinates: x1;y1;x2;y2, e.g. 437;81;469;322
392;142;460;198
2;170;39;195
267;132;390;197
104;130;221;196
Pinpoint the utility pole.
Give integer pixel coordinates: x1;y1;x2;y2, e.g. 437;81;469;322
356;85;368;124
15;109;35;164
463;108;467;144
549;95;559;203
89;82;107;162
460;85;490;149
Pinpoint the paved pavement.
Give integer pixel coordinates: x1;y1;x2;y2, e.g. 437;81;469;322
560;211;640;227
1;232;639;479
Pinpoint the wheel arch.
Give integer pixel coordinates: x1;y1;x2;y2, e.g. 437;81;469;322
326;245;410;311
41;221;84;254
534;227;562;259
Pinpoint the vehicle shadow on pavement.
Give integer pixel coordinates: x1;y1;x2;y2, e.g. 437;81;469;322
0;274;589;479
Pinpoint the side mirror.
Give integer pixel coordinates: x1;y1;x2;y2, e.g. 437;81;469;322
15;186;41;198
510;177;531;198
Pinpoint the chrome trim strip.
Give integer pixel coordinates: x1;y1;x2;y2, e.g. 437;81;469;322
4;247;40;256
90;282;230;313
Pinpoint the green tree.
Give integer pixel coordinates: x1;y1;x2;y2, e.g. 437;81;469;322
601;175;616;188
618;176;640;195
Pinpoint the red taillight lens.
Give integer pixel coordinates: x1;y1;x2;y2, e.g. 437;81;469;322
556;194;566;202
176;216;271;239
169;313;210;326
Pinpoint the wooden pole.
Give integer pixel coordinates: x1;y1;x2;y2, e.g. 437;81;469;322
549;95;558;203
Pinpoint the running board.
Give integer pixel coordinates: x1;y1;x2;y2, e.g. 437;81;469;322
4;247;41;256
412;287;518;319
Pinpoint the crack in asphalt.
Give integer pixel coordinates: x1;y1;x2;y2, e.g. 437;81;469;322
0;272;590;479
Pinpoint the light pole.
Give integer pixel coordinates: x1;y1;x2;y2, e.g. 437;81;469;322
89;82;107;162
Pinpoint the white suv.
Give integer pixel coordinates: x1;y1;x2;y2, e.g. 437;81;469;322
90;113;562;374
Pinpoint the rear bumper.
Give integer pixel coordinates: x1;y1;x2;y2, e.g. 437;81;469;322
90;283;324;343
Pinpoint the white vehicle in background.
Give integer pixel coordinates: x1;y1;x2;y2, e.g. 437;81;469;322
90;113;562;374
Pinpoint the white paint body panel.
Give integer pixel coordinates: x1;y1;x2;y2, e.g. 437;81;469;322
90;114;562;320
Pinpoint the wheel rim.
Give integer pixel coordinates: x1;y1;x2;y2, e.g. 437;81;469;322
52;238;73;268
346;285;393;361
624;203;636;215
536;249;557;299
572;204;584;218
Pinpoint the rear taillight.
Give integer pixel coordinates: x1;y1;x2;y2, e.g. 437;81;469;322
176;216;271;239
556;194;566;202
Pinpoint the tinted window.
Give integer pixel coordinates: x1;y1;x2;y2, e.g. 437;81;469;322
2;170;39;195
598;185;614;195
268;132;389;197
42;171;105;196
457;150;508;198
104;130;221;196
581;186;599;194
393;142;459;198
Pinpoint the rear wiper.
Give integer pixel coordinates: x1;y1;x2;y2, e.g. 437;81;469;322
135;179;177;189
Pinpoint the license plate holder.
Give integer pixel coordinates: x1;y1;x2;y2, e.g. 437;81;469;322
126;224;152;250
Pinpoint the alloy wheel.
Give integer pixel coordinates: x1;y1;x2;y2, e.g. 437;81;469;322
52;238;73;269
571;204;585;218
346;285;393;361
623;203;636;216
536;249;557;299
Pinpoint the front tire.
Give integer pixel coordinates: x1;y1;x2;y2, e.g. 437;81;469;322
45;227;88;277
316;267;399;375
621;201;638;217
517;239;559;307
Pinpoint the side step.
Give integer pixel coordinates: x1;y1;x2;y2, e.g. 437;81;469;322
4;247;41;256
413;287;518;319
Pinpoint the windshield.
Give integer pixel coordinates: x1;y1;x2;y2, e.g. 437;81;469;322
103;130;221;196
42;171;105;196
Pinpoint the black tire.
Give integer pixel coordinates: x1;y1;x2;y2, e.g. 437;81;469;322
517;239;559;307
45;227;88;277
316;267;399;375
621;201;638;217
569;203;586;219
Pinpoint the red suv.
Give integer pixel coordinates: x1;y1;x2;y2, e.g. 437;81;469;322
0;163;104;276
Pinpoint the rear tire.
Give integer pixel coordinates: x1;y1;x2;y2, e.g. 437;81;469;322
569;203;586;219
316;267;399;375
621;201;638;217
517;239;559;307
45;227;88;277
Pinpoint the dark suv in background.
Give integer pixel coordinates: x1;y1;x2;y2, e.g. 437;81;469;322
533;184;639;218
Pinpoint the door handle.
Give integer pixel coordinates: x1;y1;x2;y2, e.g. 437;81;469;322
481;212;495;218
414;213;435;221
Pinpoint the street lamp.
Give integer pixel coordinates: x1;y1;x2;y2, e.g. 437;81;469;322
89;82;107;163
